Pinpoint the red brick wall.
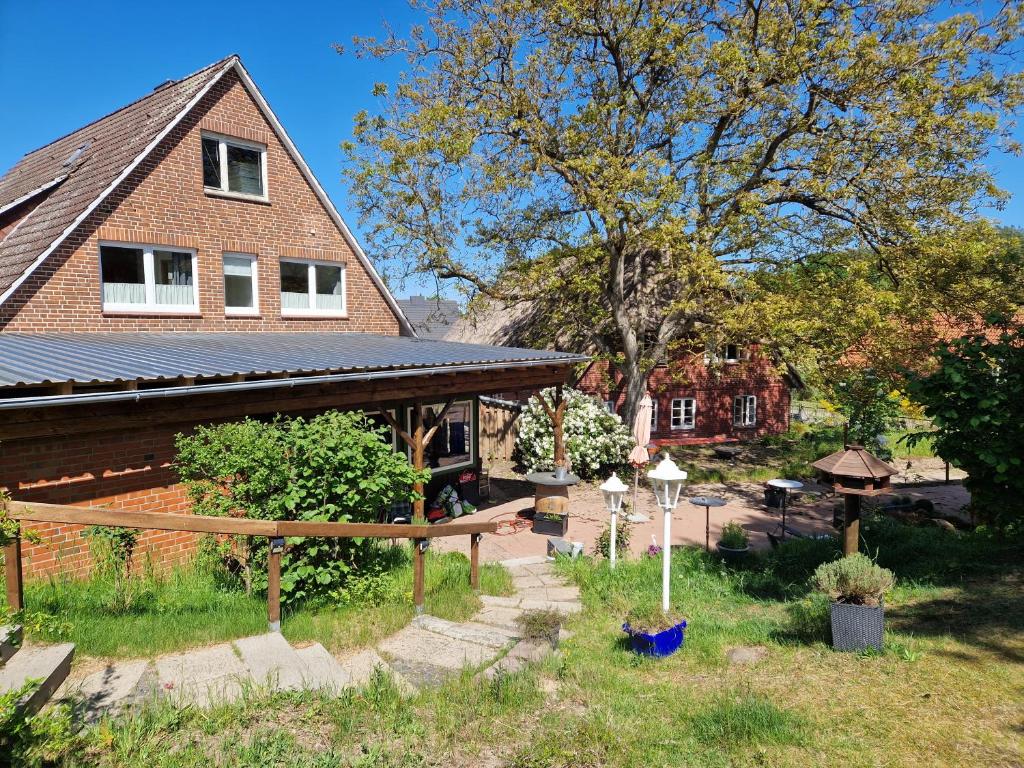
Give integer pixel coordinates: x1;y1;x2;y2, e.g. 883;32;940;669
0;70;400;333
578;351;791;444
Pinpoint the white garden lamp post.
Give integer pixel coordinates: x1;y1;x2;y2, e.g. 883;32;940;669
648;453;688;611
600;472;629;569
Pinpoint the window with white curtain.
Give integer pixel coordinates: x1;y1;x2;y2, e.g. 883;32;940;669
733;395;757;427
100;243;198;312
202;133;267;199
279;259;346;316
223;254;258;315
671;398;696;429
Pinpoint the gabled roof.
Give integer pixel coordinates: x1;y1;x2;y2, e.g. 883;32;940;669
0;55;414;335
395;296;462;340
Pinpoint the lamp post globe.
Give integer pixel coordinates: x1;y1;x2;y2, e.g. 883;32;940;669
647;453;687;611
600;472;629;568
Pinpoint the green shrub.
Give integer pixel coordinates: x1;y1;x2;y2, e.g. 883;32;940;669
595;515;632;558
718;521;748;549
175;410;430;605
812;554;894;606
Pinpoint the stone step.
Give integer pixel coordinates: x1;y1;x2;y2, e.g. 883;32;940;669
413;614;514;650
234;633;309;691
519;599;582;614
0;643;75;716
337;648;415;695
58;660;155;724
378;625;495;687
0;624;23;663
515;586;581;602
293;643;351;693
499;556;550;567
481;594;581;615
155;643;250;708
472;605;526;633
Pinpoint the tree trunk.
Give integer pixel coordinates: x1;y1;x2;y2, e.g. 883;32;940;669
618;358;650;429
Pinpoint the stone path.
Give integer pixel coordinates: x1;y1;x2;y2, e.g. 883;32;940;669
51;556;580;720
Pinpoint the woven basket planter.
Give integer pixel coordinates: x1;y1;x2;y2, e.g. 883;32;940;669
830;601;884;652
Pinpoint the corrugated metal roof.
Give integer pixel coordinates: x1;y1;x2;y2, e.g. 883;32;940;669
0;332;588;388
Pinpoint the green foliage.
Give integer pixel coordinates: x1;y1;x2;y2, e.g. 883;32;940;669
515;608;564;641
515;387;633;478
812;554;895;606
594;514;632;559
831;369;905;457
1;684;79;768
689;693;809;749
624;605;685;634
718;521;748;549
905;322;1024;525
175;410;430;605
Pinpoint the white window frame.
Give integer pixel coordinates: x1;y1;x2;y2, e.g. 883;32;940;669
222;252;259;316
733;395;757;427
723;343;742;364
98;241;199;314
201;131;269;201
671;397;696;430
406;400;476;473
650;400;659;430
604;400;616;414
279;258;347;318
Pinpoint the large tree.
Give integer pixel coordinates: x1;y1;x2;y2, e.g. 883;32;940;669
344;0;1023;422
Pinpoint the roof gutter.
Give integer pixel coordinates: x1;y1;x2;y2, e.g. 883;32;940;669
0;356;589;411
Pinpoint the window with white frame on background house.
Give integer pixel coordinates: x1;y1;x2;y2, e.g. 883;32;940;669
733;395;757;427
671;397;696;429
650;400;658;429
223;254;258;315
202;133;267;198
604;400;616;414
99;243;198;313
279;259;346;316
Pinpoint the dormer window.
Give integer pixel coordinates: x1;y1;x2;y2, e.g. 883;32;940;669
202;133;267;199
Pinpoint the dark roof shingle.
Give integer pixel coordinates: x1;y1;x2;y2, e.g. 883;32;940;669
0;56;235;297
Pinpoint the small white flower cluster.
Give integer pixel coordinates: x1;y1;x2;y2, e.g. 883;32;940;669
515;387;635;479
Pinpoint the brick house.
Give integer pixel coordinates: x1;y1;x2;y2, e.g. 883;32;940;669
0;55;585;576
578;347;795;446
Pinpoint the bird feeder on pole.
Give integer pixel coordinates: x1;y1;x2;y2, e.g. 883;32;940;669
812;445;897;556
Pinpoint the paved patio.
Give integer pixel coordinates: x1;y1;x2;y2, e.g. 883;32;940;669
434;474;970;563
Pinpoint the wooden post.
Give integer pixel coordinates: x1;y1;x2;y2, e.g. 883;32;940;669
843;494;861;556
267;538;283;631
413;539;425;613
470;533;481;591
4;523;24;613
412;401;426;523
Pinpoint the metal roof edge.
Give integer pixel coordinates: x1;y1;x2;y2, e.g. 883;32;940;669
0;355;589;411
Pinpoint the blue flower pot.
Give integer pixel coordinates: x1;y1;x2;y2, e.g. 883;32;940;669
622;620;687;657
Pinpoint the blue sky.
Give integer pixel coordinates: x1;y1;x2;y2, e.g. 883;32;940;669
1;0;1021;300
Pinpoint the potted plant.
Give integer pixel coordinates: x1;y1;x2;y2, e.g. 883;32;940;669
622;606;687;657
532;509;568;536
516;608;564;648
812;554;895;652
716;521;749;563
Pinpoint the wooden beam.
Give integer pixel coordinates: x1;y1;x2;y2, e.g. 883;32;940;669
379;409;413;448
267;543;282;631
275;520;495;538
470;533;481;591
413;538;425;613
411;401;426;523
422;398;456;445
843;494;861;556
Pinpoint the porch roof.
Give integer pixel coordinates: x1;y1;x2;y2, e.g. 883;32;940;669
0;332;587;394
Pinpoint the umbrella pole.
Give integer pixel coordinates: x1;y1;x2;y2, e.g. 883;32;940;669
632;466;639;520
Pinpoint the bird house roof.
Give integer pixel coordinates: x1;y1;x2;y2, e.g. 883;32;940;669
812;445;898;479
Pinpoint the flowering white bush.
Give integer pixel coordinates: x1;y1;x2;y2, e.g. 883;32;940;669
515;387;634;479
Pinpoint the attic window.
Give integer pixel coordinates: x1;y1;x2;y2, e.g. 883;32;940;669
202;133;266;199
100;243;198;313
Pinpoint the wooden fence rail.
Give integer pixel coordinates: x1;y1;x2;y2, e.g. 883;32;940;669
2;500;495;631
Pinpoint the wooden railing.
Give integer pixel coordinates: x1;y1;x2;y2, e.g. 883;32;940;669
2;500;496;631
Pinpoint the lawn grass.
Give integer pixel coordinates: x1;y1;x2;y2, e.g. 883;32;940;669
5;547;512;658
14;517;1021;767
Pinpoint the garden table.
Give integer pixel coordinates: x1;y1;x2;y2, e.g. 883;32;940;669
525;470;580;510
767;479;803;541
688;496;727;551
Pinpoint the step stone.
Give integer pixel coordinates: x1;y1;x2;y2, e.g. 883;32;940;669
234;633;308;691
499;556;550;567
293;644;352;693
0;643;75;716
511;575;546;589
462;621;521;642
60;660;155;723
338;648;416;695
472;606;526;633
480;595;522;609
0;624;23;663
155;643;250;708
519;599;582;614
413;615;514;650
378;626;495;671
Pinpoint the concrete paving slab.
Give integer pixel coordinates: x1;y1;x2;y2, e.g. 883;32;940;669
0;643;75;715
294;644;351;692
413;615;513;650
234;633;307;691
462;622;521;642
0;624;22;663
378;626;495;670
472;606;526;633
499;556;549;567
519;599;582;614
338;648;416;694
62;660;154;723
511;575;546;589
155;643;250;708
480;595;523;609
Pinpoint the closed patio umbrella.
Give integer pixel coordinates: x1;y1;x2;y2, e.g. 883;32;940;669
627;394;653;522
